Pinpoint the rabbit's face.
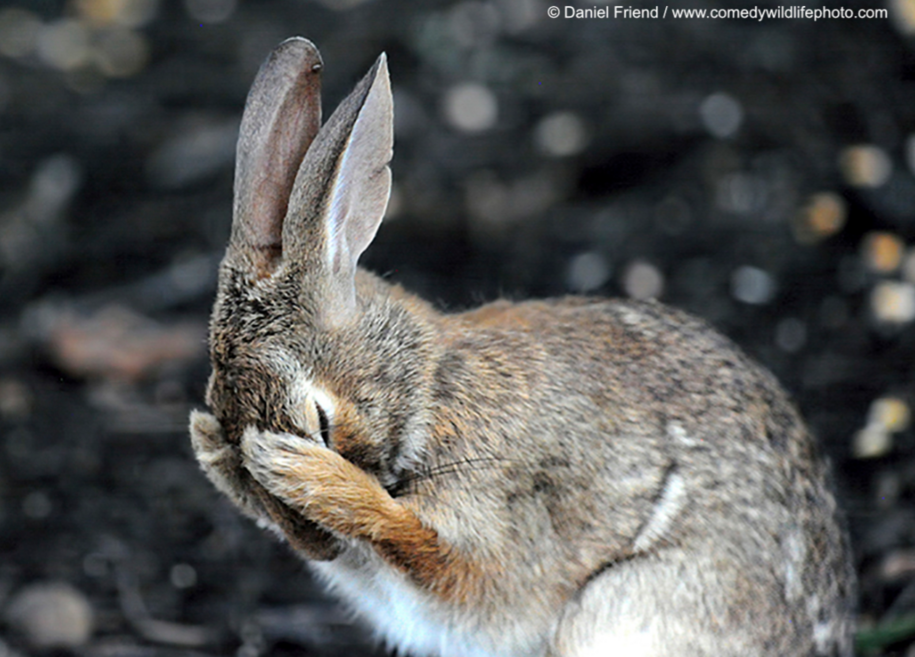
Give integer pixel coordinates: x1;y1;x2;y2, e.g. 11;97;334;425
205;261;433;489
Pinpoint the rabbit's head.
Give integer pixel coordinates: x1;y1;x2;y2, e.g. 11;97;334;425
203;38;434;494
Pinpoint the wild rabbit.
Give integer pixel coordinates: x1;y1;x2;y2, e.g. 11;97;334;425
190;37;856;657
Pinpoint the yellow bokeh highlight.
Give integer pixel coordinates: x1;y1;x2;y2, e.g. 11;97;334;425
862;231;905;274
839;144;892;188
793;192;846;244
871;397;912;433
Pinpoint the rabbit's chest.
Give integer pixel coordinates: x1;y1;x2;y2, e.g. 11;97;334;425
309;548;541;657
310;554;457;653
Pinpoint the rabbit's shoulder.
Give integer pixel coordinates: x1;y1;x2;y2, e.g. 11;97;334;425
444;297;758;385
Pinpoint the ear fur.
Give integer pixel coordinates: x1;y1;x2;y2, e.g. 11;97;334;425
282;53;394;326
231;37;323;276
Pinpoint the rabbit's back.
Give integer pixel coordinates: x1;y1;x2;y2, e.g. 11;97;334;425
388;295;856;656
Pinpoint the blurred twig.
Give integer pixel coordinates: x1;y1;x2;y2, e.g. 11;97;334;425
115;557;221;649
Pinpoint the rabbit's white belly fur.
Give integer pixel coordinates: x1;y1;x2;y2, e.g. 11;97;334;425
310;546;672;657
310;546;550;657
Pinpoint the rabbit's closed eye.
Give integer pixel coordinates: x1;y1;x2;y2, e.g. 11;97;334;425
287;379;334;447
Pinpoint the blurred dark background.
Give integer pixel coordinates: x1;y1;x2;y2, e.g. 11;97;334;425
1;0;915;655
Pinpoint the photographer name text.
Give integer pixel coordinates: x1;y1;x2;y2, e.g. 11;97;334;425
550;5;888;21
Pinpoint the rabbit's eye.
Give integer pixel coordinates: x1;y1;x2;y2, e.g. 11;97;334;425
299;397;332;446
315;402;331;446
290;382;336;446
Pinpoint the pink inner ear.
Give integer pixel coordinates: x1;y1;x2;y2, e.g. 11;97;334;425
231;39;323;275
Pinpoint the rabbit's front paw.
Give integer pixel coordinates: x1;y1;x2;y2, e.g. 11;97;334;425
241;428;481;597
194;417;342;559
190;410;234;465
189;410;260;513
241;427;395;538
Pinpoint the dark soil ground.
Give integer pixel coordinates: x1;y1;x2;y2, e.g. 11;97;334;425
1;1;915;655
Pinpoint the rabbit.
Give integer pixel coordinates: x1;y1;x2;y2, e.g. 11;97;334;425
189;37;856;657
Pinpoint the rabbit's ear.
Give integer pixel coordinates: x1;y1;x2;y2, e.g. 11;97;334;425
230;37;323;276
283;53;393;326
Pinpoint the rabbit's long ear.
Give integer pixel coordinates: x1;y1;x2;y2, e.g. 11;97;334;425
230;38;323;276
283;53;393;326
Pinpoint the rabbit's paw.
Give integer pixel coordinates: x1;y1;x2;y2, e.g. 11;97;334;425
189;410;256;509
190;410;234;464
241;428;479;598
241;426;395;538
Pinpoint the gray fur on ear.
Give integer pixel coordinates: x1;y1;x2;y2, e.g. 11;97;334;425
231;37;323;276
282;53;393;325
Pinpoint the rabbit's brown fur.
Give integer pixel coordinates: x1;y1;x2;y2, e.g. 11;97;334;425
190;37;855;656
